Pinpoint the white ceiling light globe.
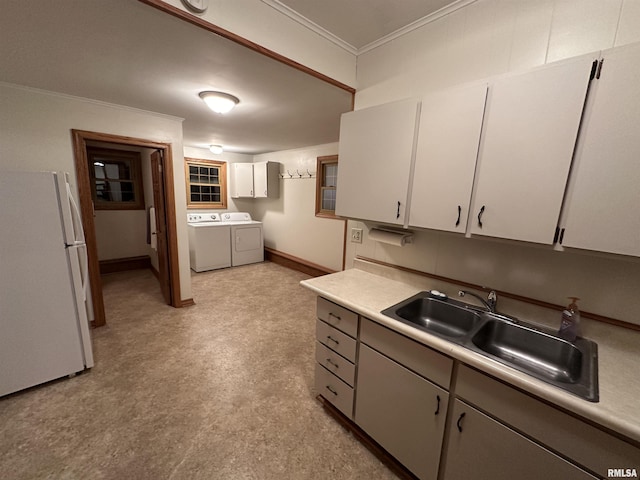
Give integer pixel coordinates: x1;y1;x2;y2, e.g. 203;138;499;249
199;91;240;114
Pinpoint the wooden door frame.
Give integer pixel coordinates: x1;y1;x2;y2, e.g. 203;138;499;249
71;129;182;327
150;150;172;305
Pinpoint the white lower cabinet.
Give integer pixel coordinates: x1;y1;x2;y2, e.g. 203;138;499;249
354;317;453;479
452;365;640;479
355;344;448;480
442;399;597;480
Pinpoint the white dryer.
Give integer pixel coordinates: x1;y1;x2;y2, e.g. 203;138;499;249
187;213;231;272
220;212;264;266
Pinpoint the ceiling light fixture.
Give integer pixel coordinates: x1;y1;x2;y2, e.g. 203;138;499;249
199;91;240;114
209;145;224;154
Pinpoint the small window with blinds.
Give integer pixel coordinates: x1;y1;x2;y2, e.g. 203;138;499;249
315;155;339;218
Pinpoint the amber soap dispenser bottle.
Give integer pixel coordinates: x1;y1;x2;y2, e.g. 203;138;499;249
559;297;581;342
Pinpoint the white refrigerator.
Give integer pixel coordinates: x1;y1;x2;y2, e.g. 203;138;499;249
0;171;94;397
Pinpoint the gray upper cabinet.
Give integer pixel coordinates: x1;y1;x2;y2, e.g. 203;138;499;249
336;98;420;225
468;54;596;244
409;83;488;233
560;43;640;257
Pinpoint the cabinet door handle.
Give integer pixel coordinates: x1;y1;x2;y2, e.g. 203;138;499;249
396;201;401;219
326;385;338;396
477;205;485;228
434;395;441;415
455;205;461;227
326;336;339;346
328;312;341;321
326;358;339;369
457;412;466;432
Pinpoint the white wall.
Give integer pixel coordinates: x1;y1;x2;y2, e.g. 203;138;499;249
0;83;192;301
346;0;640;326
163;0;356;88
252;143;345;272
356;0;640;108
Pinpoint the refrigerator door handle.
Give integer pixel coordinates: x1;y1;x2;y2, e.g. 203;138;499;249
66;182;86;245
77;243;89;301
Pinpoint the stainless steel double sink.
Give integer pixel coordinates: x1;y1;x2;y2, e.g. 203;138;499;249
381;292;599;402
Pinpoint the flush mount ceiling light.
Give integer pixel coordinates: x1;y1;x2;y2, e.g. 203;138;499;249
199;91;240;114
209;145;224;154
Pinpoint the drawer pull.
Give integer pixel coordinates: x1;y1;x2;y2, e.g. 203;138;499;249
326;336;339;345
325;385;338;396
326;358;339;369
457;412;466;432
328;312;342;321
434;395;441;415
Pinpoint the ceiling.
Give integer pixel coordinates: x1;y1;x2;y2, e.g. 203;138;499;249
0;0;456;155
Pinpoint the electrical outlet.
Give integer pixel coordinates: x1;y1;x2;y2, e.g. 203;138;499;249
351;228;363;243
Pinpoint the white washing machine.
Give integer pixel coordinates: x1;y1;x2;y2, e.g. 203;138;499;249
220;212;264;266
187;213;231;272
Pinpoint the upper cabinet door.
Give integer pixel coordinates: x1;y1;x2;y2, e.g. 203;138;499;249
253;162;268;198
561;44;640;257
336;98;420;225
231;163;254;198
409;83;488;233
468;56;595;244
253;161;279;199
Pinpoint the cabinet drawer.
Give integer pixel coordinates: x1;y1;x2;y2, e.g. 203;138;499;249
456;365;640;478
315;341;356;387
315;363;354;418
316;319;357;362
317;297;358;338
360;318;453;389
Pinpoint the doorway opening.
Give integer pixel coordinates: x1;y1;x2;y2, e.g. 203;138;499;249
71;130;182;327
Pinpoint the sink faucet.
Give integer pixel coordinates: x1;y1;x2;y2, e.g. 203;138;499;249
458;290;498;313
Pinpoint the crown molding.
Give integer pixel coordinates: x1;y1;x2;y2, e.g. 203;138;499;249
358;0;478;54
260;0;358;55
261;0;478;56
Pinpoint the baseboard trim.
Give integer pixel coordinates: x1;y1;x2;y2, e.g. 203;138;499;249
179;298;196;307
99;255;151;274
264;247;335;277
150;264;160;279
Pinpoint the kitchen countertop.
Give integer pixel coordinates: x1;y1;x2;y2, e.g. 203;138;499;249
301;264;640;445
